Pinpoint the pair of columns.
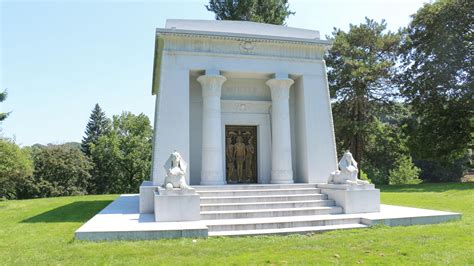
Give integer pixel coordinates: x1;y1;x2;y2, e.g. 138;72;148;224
197;72;294;185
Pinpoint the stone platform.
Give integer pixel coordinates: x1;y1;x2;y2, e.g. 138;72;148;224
75;184;461;241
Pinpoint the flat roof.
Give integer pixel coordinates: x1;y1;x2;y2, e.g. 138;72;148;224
160;19;322;42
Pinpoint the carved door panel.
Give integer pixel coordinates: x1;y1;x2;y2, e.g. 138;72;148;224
225;125;257;184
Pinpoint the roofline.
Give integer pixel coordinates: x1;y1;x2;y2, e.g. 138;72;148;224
155;28;332;46
151;28;332;95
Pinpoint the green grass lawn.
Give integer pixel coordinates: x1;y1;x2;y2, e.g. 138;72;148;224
1;183;473;265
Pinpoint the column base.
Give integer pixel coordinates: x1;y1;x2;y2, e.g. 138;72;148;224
200;170;226;185
270;179;294;184
270;170;294;184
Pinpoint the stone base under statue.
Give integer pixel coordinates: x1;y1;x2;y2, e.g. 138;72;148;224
154;187;201;222
139;181;160;213
319;183;380;214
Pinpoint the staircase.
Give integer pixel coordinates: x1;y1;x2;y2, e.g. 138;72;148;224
194;184;367;236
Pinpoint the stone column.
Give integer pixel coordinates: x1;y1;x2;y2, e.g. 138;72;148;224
267;77;294;184
197;73;227;185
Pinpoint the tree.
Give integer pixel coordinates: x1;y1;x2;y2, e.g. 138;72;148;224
0;90;10;122
388;155;422;185
30;144;93;197
81;104;110;157
399;0;473;160
398;0;473;181
90;112;152;194
325;18;402;170
206;0;295;25
0;139;33;199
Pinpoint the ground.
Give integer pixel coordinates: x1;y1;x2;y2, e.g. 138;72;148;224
0;183;472;265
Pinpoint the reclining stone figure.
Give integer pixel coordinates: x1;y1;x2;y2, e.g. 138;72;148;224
162;151;191;190
329;150;369;185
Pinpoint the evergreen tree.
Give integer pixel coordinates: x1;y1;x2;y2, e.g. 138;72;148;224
325;18;401;170
206;0;294;25
0;90;10;122
81;104;110;156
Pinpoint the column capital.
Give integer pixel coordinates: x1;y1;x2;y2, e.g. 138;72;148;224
198;75;227;98
266;78;294;101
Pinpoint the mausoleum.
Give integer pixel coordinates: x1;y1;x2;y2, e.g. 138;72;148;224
149;19;337;186
75;20;461;240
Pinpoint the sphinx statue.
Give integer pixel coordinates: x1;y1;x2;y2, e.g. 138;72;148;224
162;151;191;190
330;151;369;185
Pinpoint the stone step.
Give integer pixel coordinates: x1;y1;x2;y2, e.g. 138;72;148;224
200;199;336;211
205;214;361;232
200;206;343;220
197;187;321;197
200;193;328;204
194;183;317;191
208;223;367;236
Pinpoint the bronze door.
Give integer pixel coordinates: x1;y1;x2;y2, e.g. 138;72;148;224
225;125;257;183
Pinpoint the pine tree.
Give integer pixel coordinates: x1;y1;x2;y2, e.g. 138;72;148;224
325;18;401;170
206;0;294;25
81;104;110;156
0;90;10;122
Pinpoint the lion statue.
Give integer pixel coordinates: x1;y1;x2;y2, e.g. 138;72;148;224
329;151;369;185
162;151;191;190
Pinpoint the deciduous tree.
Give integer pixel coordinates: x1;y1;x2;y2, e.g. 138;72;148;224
91;112;152;194
399;0;473;163
0;139;33;199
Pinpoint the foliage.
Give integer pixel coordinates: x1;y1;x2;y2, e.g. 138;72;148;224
398;0;473;169
90;112;152;194
1;183;473;264
81;104;110;157
388;155;422;184
26;144;94;198
326;18;401;168
361;105;412;184
0;139;33;199
206;0;294;25
0;90;10;122
414;159;465;183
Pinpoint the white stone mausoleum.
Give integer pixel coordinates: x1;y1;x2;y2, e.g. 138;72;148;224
75;20;461;240
150;19;337;186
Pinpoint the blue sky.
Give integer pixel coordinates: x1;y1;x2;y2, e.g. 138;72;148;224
1;0;427;146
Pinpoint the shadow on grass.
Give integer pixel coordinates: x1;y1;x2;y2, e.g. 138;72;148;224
21;200;112;223
377;182;474;193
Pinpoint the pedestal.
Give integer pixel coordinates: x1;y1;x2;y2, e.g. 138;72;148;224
139;181;160;214
319;183;380;214
154;187;201;222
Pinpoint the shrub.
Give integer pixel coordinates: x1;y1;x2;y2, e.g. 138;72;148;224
389;155;422;185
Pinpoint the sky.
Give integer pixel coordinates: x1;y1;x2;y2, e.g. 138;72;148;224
1;0;429;146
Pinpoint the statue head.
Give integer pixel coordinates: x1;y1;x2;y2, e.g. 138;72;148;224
163;151;187;174
339;150;358;170
226;137;232;145
236;136;243;143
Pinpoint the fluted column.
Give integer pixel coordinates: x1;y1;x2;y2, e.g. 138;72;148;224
267;77;294;184
197;73;227;185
